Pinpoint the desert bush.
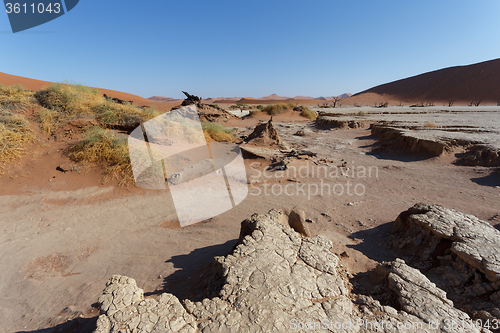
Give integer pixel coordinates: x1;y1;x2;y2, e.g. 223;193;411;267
256;105;264;110
67;126;132;184
35;83;101;114
262;102;295;115
424;122;437;128
201;121;237;142
248;110;261;118
229;103;249;111
300;109;317;120
293;105;317;119
35;83;159;132
0;111;34;173
377;102;389;108
37;108;61;134
356;111;366;116
448;100;454;107
0;84;36;109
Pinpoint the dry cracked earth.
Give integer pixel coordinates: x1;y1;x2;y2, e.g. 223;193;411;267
1;108;500;332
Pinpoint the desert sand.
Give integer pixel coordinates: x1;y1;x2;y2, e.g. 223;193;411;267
0;64;499;332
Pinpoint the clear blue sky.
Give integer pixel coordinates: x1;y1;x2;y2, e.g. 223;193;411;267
2;0;500;99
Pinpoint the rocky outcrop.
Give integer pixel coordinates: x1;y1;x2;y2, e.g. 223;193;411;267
93;207;496;333
94;209;355;332
356;258;487;333
389;203;500;329
103;94;133;105
174;91;237;122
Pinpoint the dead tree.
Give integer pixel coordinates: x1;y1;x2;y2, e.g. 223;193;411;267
332;97;340;108
469;99;482;107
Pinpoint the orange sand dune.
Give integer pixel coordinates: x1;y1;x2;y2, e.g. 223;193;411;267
0;72;155;106
352;58;500;104
235;98;322;105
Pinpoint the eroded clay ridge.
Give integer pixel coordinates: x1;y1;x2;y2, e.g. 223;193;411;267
371;123;500;166
314;109;500;166
93;208;497;333
389;203;500;327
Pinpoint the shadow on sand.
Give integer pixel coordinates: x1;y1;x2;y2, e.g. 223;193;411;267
346;221;398;264
147;239;237;302
16;316;98;333
19;240;237;333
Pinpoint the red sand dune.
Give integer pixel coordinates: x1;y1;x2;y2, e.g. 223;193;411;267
352;58;500;104
0;72;155;106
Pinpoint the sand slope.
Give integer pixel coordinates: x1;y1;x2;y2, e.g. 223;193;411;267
353;58;500;104
0;72;154;106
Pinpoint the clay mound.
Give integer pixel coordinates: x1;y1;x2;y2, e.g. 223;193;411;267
93;208;486;333
244;118;282;146
316;115;367;129
353;58;500;104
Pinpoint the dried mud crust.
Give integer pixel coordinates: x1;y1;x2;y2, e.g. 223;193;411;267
370;122;500;166
384;203;500;331
315;115;368;129
93;208;494;333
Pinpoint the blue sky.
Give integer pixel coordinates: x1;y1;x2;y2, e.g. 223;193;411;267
2;0;500;99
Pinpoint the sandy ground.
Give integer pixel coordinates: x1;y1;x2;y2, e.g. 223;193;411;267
1;115;499;332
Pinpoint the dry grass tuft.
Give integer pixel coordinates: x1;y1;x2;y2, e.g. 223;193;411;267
424;122;437;128
262;102;296;115
248;110;261;118
67;127;133;184
0;111;34;173
0;84;35;109
35;83;159;133
294;105;317;120
202;121;237;142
